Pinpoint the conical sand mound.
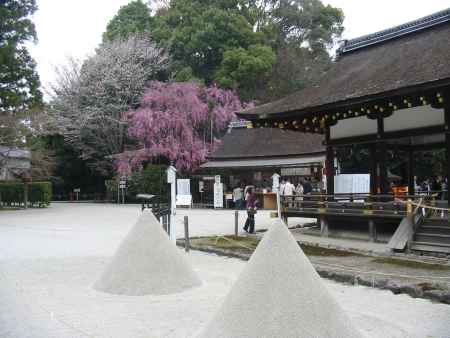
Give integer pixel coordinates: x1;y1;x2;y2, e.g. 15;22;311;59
94;210;201;296
199;220;363;338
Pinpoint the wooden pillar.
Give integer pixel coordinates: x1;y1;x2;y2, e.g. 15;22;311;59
369;144;377;194
325;127;334;195
444;101;450;207
407;148;415;196
377;117;388;194
379;143;389;194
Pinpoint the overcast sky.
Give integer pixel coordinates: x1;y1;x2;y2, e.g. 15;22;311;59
29;0;450;100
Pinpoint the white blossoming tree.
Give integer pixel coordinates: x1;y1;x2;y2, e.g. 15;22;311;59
50;34;169;175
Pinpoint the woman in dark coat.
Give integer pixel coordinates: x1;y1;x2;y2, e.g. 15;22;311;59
243;187;257;234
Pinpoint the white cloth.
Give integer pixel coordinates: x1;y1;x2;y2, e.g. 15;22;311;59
233;187;243;202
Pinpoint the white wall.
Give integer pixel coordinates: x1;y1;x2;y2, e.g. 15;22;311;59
330;105;444;140
384;105;444;132
330;116;377;140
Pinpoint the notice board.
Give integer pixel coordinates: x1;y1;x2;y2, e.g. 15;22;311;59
334;174;370;194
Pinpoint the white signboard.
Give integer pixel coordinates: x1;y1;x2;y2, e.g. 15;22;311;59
272;173;280;191
214;183;224;208
176;179;192;207
167;166;177;184
176;195;192;207
177;179;190;195
215;175;221;184
334;174;370;194
352;174;371;193
281;167;311;176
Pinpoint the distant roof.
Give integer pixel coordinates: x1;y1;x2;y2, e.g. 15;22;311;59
208;127;324;160
0;146;31;160
201;155;324;169
239;9;450;120
337;8;450;54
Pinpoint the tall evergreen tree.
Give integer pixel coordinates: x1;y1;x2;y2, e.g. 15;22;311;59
103;0;154;42
0;0;42;113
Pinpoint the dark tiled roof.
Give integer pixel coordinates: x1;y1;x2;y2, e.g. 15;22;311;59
239;11;450;119
209;128;324;159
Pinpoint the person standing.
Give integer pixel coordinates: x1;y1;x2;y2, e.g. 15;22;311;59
302;178;313;194
279;179;286;196
243;187;257;234
283;179;295;196
295;181;304;195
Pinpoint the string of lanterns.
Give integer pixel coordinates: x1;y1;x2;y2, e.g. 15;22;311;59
252;92;446;133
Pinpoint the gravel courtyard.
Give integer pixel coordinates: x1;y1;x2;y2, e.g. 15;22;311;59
1;203;449;337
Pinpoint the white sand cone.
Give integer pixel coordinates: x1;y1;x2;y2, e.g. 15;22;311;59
94;210;201;296
199;220;363;338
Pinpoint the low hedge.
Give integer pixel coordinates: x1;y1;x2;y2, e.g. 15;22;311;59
0;181;52;208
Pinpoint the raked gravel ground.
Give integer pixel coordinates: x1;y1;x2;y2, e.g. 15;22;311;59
0;203;306;259
0;203;449;337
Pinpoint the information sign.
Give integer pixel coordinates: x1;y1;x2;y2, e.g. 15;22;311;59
214;183;223;208
334;174;370;194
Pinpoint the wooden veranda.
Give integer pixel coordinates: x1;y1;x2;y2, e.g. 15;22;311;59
280;193;450;253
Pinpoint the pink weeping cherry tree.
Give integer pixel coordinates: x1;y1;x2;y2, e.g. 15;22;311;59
117;81;250;173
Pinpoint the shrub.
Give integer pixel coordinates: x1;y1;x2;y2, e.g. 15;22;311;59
0;181;52;207
107;165;169;203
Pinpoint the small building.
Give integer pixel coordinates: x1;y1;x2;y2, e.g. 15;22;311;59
0;146;31;181
198;124;325;208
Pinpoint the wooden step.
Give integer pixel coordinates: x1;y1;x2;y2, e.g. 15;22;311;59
410;241;450;254
415;233;450;244
417;225;450;235
422;218;450;226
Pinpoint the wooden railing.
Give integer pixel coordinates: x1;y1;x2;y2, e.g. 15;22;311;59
280;193;437;219
137;194;171;232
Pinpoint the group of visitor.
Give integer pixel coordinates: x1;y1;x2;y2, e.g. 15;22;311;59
279;178;313;196
414;176;448;196
236;177;317;234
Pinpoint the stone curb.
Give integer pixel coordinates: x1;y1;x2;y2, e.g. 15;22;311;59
293;238;450;265
177;242;450;305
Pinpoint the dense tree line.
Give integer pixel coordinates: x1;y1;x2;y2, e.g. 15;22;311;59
103;0;344;102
